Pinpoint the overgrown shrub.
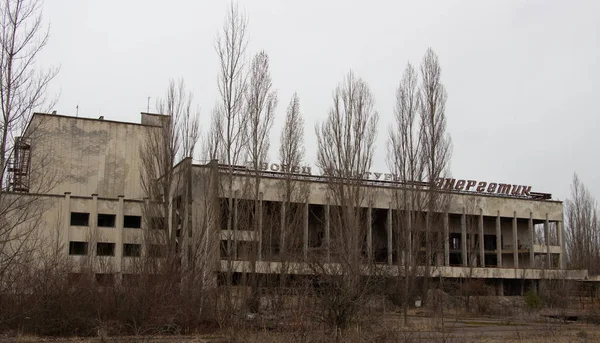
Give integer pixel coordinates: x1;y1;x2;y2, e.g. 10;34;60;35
524;290;542;310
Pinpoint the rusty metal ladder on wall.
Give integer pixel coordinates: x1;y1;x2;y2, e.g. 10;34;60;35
8;137;31;192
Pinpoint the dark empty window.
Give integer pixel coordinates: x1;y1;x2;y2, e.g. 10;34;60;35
69;241;88;255
70;212;89;226
123;243;141;257
484;234;497;251
148;244;166;258
97;214;116;227
124;215;142;228
97;242;115;256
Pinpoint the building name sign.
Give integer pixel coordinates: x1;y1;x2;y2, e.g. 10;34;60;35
434;178;532;197
245;161;533;197
246;161;313;175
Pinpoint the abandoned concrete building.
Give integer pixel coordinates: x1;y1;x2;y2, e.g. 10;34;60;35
8;112;592;295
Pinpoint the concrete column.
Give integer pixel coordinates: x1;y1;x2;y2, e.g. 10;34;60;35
63;192;71;256
303;202;308;260
461;209;467;267
367;206;372;262
496;211;502;267
387;205;393;265
325;201;331;262
258;192;263;262
529;212;534;268
497;280;504;296
116;195;124;273
405;209;412;266
444;212;449;266
91;194;98;263
479;209;485;267
425;212;431;266
512;211;518;269
280;201;285;257
233;191;239;258
545;214;551;269
558;219;565;270
143;198;149;259
167;194;173;242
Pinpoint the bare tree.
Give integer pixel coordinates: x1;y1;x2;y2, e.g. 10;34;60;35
565;173;600;274
279;93;307;262
387;49;452;323
419;48;452;301
267;93;308;311
243;50;277;311
207;2;249;292
0;0;58;294
387;62;425;325
139;79;200;276
314;70;380;332
209;1;248;165
0;0;57;188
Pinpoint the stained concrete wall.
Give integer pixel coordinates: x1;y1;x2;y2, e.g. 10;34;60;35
205;167;564;270
26;113;160;199
65;194;144;273
211;170;563;222
4;192;143;274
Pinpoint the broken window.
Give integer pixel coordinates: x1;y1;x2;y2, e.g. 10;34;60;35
96;242;115;256
308;204;325;249
372;208;388;263
69;241;88;255
236;199;256;231
70;212;89;226
262;200;282;260
123;243;141;257
450;233;462;250
219;198;231;231
97;214;116;227
123;215;142;228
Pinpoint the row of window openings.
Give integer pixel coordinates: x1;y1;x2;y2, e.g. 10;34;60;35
68;242;166;258
70;213;165;229
71;212;138;228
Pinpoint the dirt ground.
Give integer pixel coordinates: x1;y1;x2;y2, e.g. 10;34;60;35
4;313;600;342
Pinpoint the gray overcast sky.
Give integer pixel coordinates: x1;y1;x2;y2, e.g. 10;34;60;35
39;0;599;202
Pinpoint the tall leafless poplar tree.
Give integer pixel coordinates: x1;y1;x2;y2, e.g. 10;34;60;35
387;62;425;325
273;92;308;301
279;93;306;261
207;2;249;289
565;173;600;274
387;49;452;321
314;71;380;331
244;50;277;311
419;48;452;300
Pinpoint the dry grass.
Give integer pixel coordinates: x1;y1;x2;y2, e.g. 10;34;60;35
6;308;600;343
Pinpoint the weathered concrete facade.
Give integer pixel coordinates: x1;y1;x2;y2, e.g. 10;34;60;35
25;113;159;199
190;164;571;284
9;112;590;295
